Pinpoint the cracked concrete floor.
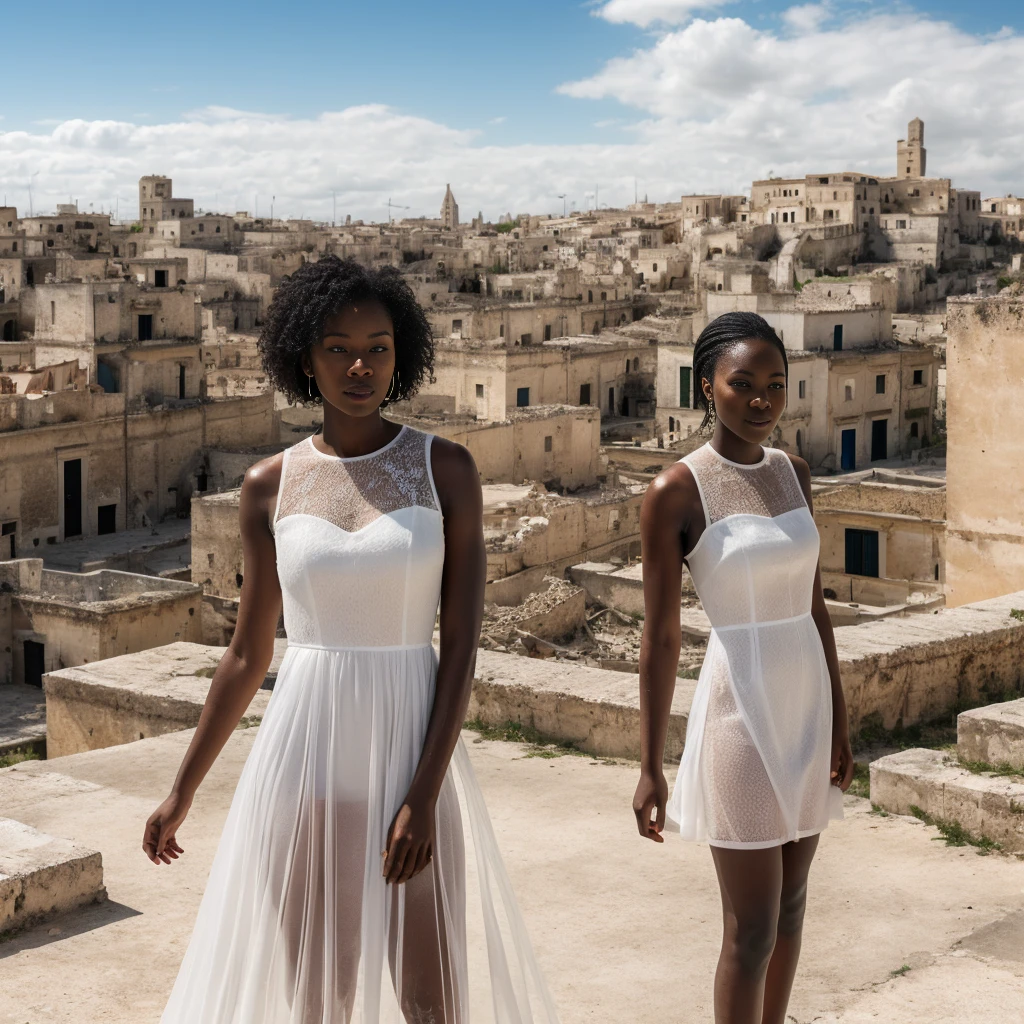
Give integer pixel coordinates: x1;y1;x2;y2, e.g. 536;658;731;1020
1;728;1022;1023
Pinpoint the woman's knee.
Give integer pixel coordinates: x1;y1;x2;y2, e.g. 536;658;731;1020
727;910;779;974
777;881;809;937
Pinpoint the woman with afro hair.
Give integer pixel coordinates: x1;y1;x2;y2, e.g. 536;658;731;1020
145;256;559;1024
633;312;853;1024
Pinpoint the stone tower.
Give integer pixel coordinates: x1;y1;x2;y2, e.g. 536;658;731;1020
896;118;926;179
440;184;459;231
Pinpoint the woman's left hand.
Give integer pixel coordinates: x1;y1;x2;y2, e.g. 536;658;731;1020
830;727;855;791
383;798;436;885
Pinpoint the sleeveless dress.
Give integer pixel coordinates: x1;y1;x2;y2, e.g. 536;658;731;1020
665;443;844;849
162;425;559;1024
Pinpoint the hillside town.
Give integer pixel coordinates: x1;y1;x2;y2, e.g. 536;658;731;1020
2;118;1024;1022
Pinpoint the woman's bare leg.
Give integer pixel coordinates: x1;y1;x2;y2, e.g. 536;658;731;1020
760;835;819;1024
710;845;784;1024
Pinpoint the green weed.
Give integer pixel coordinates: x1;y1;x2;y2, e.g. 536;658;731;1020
909;805;1002;854
0;748;42;769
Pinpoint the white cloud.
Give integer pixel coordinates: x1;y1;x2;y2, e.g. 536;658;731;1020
593;0;734;28
560;7;1024;195
3;6;1023;222
488;116;507;125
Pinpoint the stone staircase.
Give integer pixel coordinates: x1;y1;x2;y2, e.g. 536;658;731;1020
870;698;1024;854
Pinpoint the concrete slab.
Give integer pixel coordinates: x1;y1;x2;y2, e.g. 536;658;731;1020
0;817;105;935
42;642;272;759
958;698;1024;768
0;729;1021;1023
41;520;192;574
870;747;1024;853
0;684;47;756
470;649;698;760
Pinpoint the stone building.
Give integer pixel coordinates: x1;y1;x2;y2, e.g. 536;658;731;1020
896;117;926;178
0;558;201;687
945;297;1024;606
138;176;194;229
413;333;656;423
19;205;111;255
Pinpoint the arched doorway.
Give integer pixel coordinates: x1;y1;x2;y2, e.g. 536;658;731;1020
2;319;14;341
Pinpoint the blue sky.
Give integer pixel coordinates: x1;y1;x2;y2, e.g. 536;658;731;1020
2;1;1022;219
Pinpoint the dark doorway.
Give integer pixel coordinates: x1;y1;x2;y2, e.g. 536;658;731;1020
63;459;83;537
98;504;116;535
178;364;186;399
97;360;119;393
154;269;168;287
24;640;45;688
620;394;630;416
608;387;615;414
138;314;153;341
579;383;591;406
871;418;888;461
840;428;856;472
833;324;844;350
2;521;15;558
679;366;692;408
516;387;530;408
2;319;14;341
845;528;880;577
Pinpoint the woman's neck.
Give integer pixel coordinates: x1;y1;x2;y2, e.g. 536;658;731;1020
317;409;401;459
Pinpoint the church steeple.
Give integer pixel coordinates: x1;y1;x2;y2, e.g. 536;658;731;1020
440;184;459;230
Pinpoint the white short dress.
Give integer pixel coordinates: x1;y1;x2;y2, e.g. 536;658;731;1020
665;443;844;849
161;425;559;1023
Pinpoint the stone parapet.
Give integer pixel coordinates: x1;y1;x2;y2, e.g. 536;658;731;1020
958;699;1024;769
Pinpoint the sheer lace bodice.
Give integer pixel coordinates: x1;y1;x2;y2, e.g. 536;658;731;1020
272;425;444;648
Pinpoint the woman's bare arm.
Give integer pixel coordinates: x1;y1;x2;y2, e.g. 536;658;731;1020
383;438;485;883
143;455;284;863
633;462;697;842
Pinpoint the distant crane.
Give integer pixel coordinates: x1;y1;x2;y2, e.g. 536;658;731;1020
386;198;410;223
557;193;567;217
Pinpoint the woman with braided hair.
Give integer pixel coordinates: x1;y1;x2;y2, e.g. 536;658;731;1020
633;311;853;1023
144;256;559;1024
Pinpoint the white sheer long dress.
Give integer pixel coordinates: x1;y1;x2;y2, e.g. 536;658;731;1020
665;443;844;849
162;425;559;1024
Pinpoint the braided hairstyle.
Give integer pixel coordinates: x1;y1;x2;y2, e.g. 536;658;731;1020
692;312;788;430
258;255;435;406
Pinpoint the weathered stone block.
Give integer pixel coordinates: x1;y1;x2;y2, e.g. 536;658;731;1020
958;698;1024;768
0;817;105;935
870;748;1024;853
43;641;273;758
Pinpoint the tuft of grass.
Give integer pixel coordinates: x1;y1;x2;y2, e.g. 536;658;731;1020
1009;608;1024;622
847;762;871;799
0;748;42;769
194;666;217;678
956;758;1024;780
464;718;595;760
676;667;701;680
890;964;912;978
870;804;890;817
909;805;1002;854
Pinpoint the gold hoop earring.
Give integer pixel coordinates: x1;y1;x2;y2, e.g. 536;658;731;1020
384;370;400;403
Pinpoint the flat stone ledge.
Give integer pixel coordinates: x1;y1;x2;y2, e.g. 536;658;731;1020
0;817;106;935
42;641;275;758
0;683;48;756
470;649;697;761
958;699;1024;769
870;748;1024;854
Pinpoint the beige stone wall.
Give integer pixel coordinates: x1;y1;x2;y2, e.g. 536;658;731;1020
191;490;245;601
0;392;276;547
813;481;946;520
945;298;1024;605
816;509;944;583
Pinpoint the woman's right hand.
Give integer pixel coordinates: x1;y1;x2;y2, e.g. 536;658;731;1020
633;768;668;843
143;791;192;865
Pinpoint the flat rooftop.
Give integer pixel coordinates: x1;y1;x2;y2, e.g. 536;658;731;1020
0;729;1021;1021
